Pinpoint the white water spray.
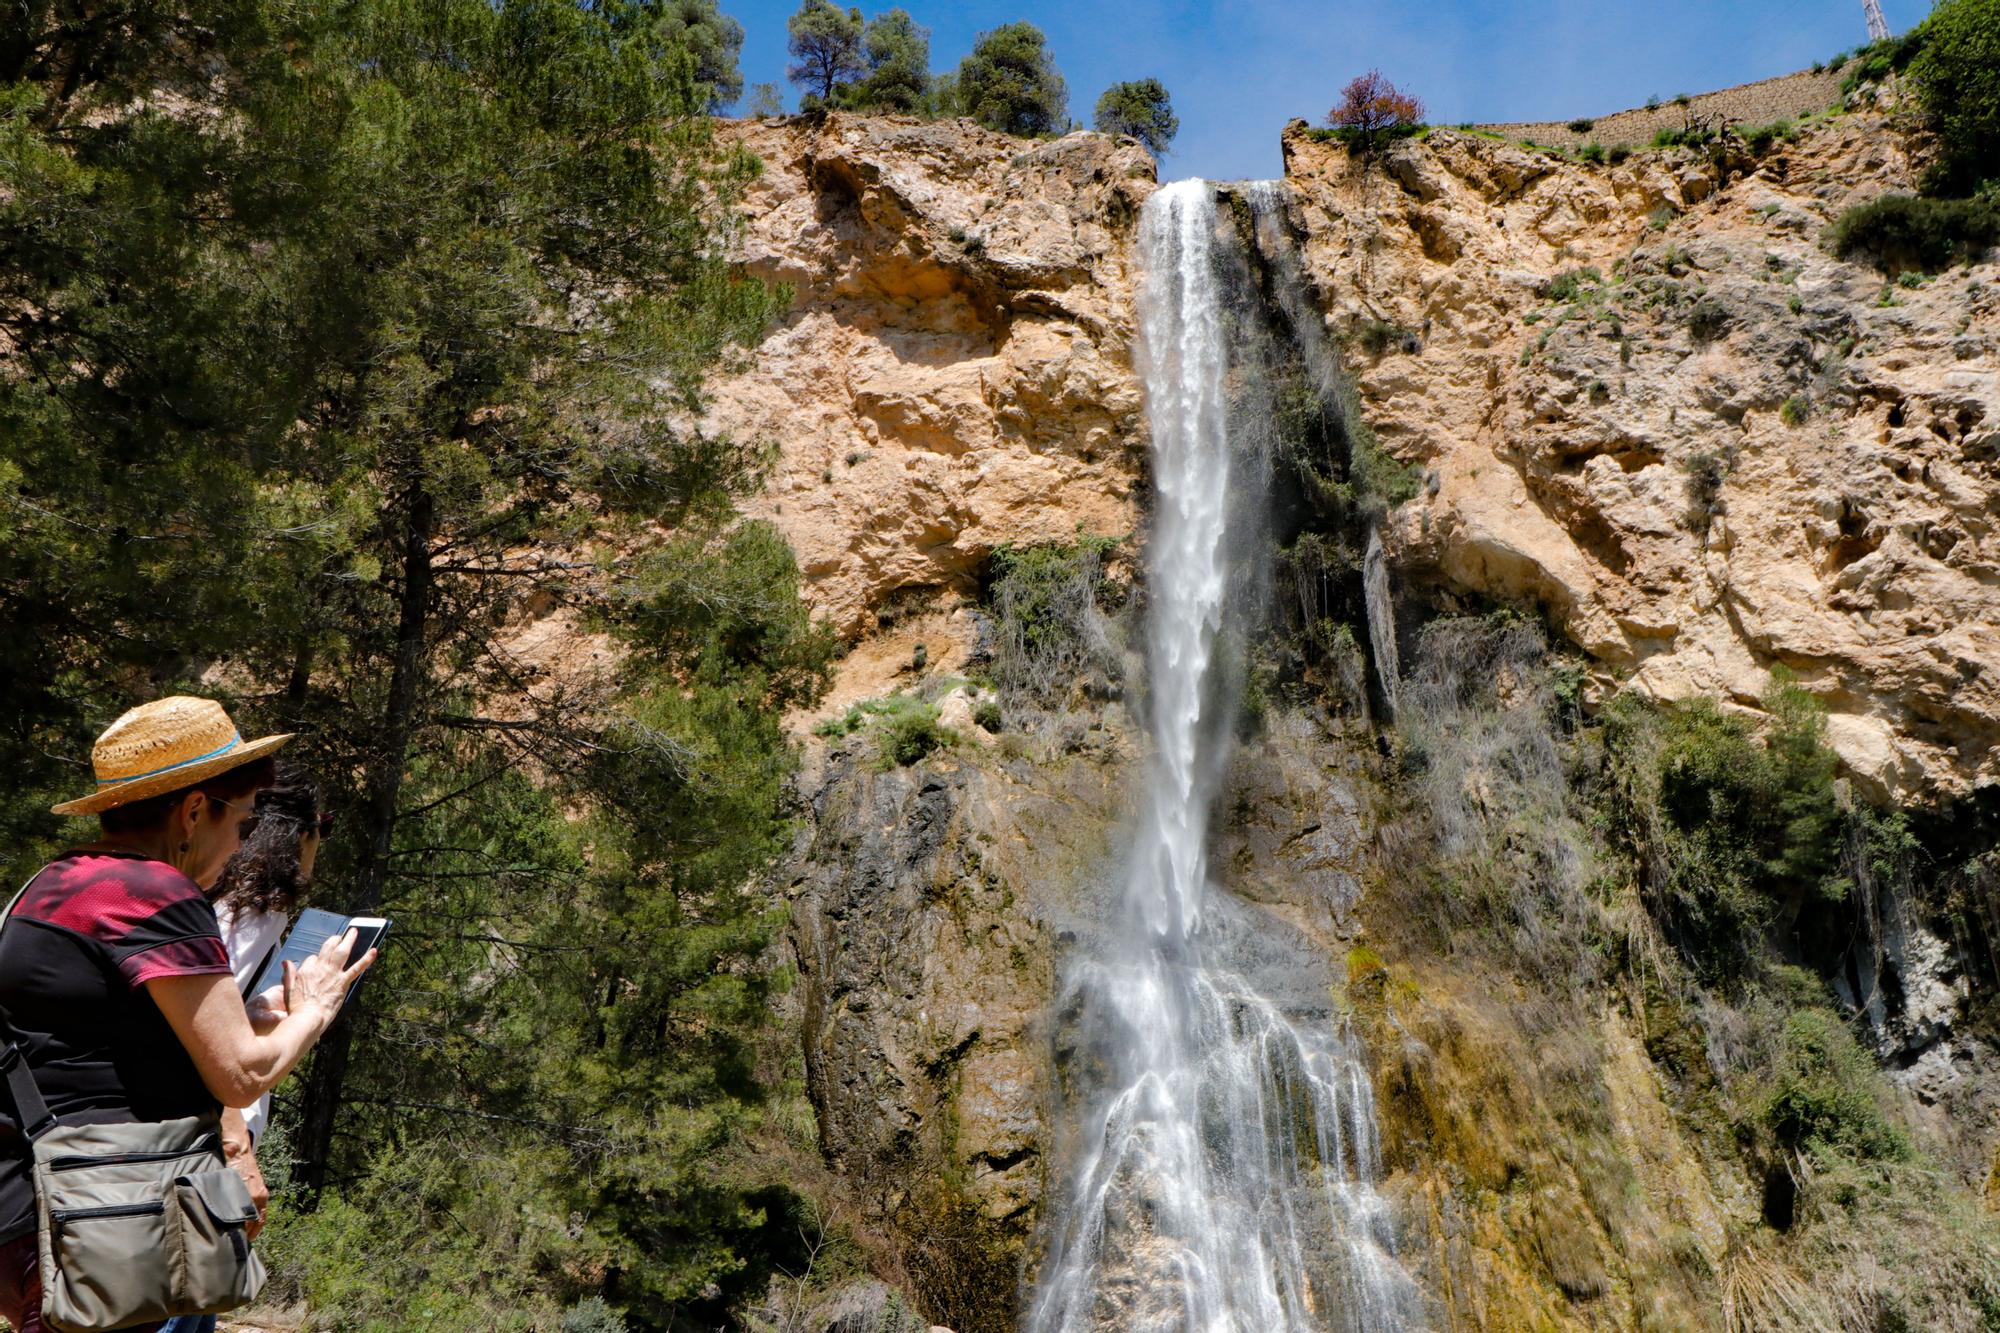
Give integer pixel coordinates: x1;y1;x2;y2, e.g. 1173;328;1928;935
1026;181;1420;1333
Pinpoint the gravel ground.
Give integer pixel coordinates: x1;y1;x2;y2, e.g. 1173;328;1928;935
1476;67;1854;147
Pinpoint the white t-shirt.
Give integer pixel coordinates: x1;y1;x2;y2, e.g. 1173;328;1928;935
214;900;289;1145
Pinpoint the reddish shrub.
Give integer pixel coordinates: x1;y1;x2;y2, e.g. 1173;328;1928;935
1326;70;1425;147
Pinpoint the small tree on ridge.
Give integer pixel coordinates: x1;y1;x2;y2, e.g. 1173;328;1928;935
1327;69;1425;149
787;0;866;104
1094;78;1179;155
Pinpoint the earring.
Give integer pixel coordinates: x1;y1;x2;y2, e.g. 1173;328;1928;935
179;841;191;854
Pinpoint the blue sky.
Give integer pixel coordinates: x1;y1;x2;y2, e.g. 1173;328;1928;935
723;0;1935;182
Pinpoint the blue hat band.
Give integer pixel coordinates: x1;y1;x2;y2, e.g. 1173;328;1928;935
96;733;243;786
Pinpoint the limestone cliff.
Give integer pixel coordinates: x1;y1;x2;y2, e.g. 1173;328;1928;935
725;103;2000;1333
709;114;1153;647
1279;114;1998;799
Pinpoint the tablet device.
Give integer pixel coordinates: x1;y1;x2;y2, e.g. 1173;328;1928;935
249;908;391;1012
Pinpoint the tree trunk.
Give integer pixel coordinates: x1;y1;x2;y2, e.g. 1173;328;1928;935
293;485;435;1197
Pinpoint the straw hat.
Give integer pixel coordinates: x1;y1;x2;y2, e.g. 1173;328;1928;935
52;696;293;816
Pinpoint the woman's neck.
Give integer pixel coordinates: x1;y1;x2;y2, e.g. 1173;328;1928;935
84;831;185;875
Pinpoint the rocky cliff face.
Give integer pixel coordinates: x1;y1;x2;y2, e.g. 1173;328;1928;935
727;105;2000;1332
710;114;1153;651
1279;114;1999;799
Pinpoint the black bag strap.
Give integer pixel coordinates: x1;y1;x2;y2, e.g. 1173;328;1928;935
0;878;58;1140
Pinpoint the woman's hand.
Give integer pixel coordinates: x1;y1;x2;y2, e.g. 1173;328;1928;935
282;928;376;1031
245;982;289;1033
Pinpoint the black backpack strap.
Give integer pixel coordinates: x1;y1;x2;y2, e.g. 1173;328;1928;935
0;879;57;1140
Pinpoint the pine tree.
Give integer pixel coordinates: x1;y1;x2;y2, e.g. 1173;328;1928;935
1093;78;1178;154
785;0;866;104
848;8;930;113
954;22;1067;137
3;0;836;1318
630;0;748;112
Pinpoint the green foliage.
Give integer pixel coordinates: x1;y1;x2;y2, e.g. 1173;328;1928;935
747;81;786;117
0;0;831;1320
1567;117;1596;133
1743;119;1797;154
954;22;1068;137
1908;0;2000;194
786;0;866;103
1353;318;1415;357
1825;193;2000;274
1578;142;1607;165
1681;451;1727;538
1604;675;1847;974
1547;267;1603;302
1762;1010;1912;1161
1780;394;1812;426
877;695;953;767
843;8;930;113
1093;78;1179;155
561;1297;630;1333
1652;125;1717;150
1841;28;1928;97
973;699;1004;732
643;0;746;111
986;536;1123;711
1687;297;1732;342
816;692;955;768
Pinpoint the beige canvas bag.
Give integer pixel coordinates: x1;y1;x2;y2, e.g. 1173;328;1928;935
1;884;266;1331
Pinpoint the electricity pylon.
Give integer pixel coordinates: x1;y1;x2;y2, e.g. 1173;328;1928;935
1863;0;1890;42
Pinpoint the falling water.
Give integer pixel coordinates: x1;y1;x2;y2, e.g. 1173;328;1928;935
1241;180;1401;724
1026;181;1420;1333
1362;529;1400;723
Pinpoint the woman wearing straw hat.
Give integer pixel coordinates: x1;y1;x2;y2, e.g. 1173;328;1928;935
0;697;375;1333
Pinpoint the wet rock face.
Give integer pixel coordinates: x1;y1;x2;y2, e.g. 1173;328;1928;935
785;735;1132;1324
710;115;1155;640
1280;116;2000;798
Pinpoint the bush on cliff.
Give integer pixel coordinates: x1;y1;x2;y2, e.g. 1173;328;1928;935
1826;192;2000;273
1605;674;1846;974
986;537;1124;713
1908;0;2000;194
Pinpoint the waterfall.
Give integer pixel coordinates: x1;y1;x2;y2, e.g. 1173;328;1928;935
1026;181;1421;1333
1241;180;1401;722
1362;529;1400;723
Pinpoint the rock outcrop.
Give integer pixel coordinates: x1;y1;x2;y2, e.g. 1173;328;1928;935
709;114;1153;644
786;731;1134;1333
1279;114;1999;798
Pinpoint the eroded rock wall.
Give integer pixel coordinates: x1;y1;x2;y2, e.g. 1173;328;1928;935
1280;115;1999;798
709;114;1153;645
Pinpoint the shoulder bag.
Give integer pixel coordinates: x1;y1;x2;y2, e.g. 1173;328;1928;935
0;882;267;1332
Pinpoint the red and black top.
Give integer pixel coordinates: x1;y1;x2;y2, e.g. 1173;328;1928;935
0;851;232;1244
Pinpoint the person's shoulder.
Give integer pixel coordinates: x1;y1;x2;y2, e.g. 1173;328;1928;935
19;852;207;940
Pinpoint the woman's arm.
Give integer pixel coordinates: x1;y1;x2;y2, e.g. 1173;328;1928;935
145;928;375;1108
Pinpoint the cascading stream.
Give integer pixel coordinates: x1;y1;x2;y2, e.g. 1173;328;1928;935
1026;181;1420;1333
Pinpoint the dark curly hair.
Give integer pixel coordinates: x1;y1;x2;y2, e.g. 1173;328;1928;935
214;766;322;915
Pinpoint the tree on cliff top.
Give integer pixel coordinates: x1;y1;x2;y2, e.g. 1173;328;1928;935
1326;69;1425;149
786;0;866;104
955;22;1067;137
843;7;930;113
1094;78;1178;155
